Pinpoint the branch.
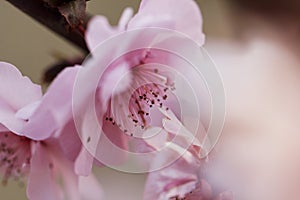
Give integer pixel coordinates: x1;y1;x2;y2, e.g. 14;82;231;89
6;0;90;52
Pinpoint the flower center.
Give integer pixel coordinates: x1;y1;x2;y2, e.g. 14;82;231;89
0;132;31;185
105;64;176;137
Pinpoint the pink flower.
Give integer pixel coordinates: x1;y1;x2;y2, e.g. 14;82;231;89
143;111;232;200
142;140;214;200
143;131;231;199
74;0;206;174
0;62;103;200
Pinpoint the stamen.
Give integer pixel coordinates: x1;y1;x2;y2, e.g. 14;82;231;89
105;64;175;136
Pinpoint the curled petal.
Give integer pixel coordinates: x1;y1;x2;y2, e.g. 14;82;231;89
0;62;42;134
0;62;42;110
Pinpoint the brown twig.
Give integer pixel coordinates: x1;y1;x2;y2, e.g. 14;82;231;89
6;0;89;52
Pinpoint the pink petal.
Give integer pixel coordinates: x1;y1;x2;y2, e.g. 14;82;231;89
92;119;129;167
27;143;60;200
15;101;40;120
128;0;205;45
73;63;131;174
0;62;42;134
47;139;102;200
143;144;200;200
24;111;57;140
158;108;206;157
85;7;135;51
163;118;204;153
0;62;42;110
85;16;118;51
118;7;134;31
55;120;82;162
22;66;80;140
55;152;80;200
75;148;94;176
143;127;168;150
0;100;24;134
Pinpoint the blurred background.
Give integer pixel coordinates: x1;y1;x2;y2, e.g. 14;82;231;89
1;0;300;199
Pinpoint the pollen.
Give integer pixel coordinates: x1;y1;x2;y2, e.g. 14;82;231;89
0;133;31;185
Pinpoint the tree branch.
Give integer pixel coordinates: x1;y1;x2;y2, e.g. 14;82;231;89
6;0;89;52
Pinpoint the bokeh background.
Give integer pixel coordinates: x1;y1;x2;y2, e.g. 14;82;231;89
1;0;300;199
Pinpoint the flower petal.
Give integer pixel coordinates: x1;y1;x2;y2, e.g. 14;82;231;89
55;120;82;162
55;152;80;200
75;148;94;176
158;108;206;157
118;7;134;31
22;66;80;140
128;0;205;45
143;143;201;200
93;119;129;166
15;101;40;120
0;62;42;134
0;100;24;134
27;143;60;200
0;62;42;110
143;126;168;150
85;16;118;51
